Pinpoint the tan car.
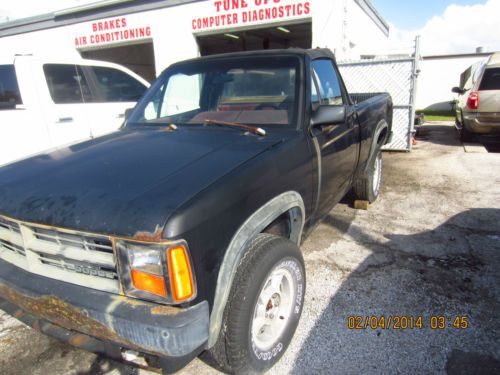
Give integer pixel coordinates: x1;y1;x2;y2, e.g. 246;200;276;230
452;52;500;141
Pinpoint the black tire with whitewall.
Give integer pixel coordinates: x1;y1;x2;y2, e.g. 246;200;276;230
209;233;305;374
353;148;382;203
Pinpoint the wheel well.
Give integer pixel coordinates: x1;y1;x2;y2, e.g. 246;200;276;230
262;212;291;239
377;127;388;146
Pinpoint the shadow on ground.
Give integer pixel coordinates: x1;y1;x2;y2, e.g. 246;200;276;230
292;208;500;374
415;124;462;147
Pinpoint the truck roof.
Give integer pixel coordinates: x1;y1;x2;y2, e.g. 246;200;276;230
169;48;336;68
487;52;500;68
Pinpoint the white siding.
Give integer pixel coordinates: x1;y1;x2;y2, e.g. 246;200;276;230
0;0;389;73
416;55;489;111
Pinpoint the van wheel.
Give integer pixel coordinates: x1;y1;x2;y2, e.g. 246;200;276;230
353;148;382;203
209;233;305;374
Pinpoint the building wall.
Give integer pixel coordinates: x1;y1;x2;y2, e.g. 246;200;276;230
416;55;490;111
344;0;389;61
0;0;388;74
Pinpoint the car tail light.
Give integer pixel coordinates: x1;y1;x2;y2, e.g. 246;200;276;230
467;91;479;110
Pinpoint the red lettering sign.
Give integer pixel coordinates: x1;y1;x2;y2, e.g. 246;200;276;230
75;17;149;48
192;0;310;31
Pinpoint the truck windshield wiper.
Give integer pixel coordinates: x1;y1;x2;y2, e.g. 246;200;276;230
204;119;266;136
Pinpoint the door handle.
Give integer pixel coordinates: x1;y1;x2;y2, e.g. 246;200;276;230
56;117;74;123
116;113;125;119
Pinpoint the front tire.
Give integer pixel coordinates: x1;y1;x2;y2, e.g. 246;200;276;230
209;234;305;374
353;148;382;203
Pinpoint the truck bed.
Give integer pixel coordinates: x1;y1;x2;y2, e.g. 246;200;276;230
349;92;387;104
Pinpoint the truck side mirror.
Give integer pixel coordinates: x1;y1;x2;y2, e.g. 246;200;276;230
124;108;134;119
310;105;346;127
451;87;465;94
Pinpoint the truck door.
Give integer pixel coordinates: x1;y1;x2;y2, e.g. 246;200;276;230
310;59;359;217
42;64;93;148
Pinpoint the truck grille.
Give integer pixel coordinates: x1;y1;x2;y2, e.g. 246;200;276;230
0;215;119;293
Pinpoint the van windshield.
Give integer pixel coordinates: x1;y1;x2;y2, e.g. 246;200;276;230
128;56;300;127
479;68;500;90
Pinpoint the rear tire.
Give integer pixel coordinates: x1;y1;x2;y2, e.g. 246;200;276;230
208;234;305;374
353;148;382;203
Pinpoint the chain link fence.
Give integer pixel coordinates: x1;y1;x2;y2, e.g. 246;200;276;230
338;38;420;151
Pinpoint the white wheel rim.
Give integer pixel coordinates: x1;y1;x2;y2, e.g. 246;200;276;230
251;265;295;351
372;153;382;195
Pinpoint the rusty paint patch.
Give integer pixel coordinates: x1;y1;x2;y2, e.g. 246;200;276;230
109;294;150;308
68;333;92;347
0;283;163;356
133;226;164;242
151;305;181;316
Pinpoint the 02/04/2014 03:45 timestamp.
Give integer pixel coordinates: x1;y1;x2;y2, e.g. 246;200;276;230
347;315;469;330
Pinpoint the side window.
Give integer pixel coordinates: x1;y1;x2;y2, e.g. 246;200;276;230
311;76;320;108
44;64;92;104
160;73;201;117
143;73;201;120
311;59;344;106
0;65;22;107
89;66;147;102
478;68;500;90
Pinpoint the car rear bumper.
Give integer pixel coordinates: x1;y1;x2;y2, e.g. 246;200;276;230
0;258;209;372
463;113;500;134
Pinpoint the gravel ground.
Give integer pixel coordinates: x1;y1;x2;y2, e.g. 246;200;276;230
1;122;499;374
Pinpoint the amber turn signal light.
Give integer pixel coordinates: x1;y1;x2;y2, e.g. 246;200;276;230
131;269;167;297
168;245;194;302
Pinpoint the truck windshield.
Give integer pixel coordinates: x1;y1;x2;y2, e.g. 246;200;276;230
128;56;300;127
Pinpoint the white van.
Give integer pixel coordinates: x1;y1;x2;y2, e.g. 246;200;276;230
0;55;149;166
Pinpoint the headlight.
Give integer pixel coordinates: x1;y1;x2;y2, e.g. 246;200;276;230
115;239;196;304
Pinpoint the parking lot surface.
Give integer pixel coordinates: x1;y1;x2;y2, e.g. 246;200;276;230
1;122;499;374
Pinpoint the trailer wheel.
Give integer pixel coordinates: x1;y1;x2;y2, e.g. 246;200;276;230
353;148;382;203
209;233;305;374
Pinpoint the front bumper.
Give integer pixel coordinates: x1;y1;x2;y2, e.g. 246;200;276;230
0;259;209;372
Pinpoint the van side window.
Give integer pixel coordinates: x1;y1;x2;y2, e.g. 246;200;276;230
89;66;147;102
311;59;344;106
44;64;92;104
0;65;22;106
479;68;500;90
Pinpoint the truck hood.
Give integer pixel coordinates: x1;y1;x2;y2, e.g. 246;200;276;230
0;126;283;239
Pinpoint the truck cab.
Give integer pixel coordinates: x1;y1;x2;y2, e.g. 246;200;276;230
0;48;392;374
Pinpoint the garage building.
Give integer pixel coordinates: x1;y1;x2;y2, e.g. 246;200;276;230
0;0;389;82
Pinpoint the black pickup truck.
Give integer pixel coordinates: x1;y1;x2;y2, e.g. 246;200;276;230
0;48;392;374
